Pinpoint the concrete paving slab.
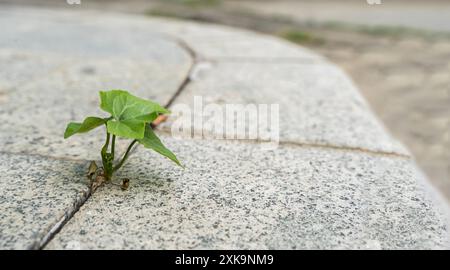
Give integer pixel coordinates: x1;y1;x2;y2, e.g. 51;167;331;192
0;6;321;61
0;49;69;94
46;135;449;250
179;33;322;60
142;18;323;60
0;10;193;161
1;6;447;250
0;152;89;249
160;61;408;155
0;56;192;160
0;9;189;62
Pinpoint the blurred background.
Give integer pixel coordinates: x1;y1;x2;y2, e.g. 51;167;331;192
1;0;449;202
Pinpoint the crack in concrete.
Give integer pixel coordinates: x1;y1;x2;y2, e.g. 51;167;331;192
154;128;411;159
19;31;408;249
0;152;91;250
279;140;411;159
164;38;198;109
36;36;199;250
35;187;91;250
150;37;410;160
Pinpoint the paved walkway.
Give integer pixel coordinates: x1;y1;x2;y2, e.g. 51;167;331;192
0;6;449;249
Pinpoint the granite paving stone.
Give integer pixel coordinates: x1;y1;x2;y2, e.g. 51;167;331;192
0;152;90;249
0;57;192;160
0;6;448;250
160;61;408;155
0;9;193;160
0;49;69;94
45;135;449;250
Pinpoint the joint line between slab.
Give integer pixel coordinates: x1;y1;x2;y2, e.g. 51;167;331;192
37;36;198;250
36;188;91;249
280;140;411;159
154;129;411;159
164;38;198;108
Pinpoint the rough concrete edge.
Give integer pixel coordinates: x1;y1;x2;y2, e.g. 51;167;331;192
155;20;450;249
318;61;411;157
413;163;450;248
148;16;410;157
0;4;324;63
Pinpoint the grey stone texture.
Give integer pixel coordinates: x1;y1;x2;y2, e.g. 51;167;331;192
159;61;408;155
0;6;448;249
46;135;449;250
0;8;193;161
0;152;89;249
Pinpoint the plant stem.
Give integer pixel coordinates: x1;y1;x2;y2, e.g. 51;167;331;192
111;135;116;156
101;130;114;180
113;139;137;172
102;131;110;154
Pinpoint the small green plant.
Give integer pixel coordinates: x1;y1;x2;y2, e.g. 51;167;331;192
64;90;181;188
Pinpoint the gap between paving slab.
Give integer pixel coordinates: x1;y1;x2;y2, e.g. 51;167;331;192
164;38;197;108
45;134;450;249
36;36;198;250
37;31;416;249
3;9;423;248
1;7;435;249
156;58;409;156
156;131;412;160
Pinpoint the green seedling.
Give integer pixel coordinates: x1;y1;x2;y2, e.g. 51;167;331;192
64;90;181;188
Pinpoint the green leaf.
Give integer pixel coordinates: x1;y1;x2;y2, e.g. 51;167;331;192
106;119;145;139
138;126;182;167
100;90;169;120
99;90;125;115
139;112;159;123
99;90;169;139
64;117;107;139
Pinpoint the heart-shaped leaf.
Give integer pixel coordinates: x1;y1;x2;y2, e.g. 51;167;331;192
106;119;145;139
138;126;182;167
100;90;169;120
99;90;169;139
64;117;107;139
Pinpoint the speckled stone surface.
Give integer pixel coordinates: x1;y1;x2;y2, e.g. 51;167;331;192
0;9;187;61
0;8;193;161
0;56;192;160
46;135;449;250
0;49;69;94
0;6;322;61
179;31;322;60
0;152;90;250
1;6;448;250
160;62;408;155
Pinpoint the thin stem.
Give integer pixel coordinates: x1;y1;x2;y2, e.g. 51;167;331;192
101;129;114;180
113;139;138;172
111;135;116;157
102;131;110;154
